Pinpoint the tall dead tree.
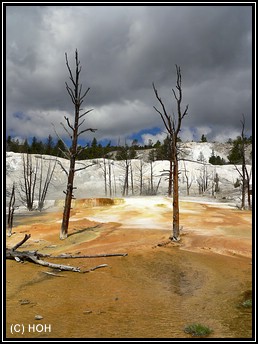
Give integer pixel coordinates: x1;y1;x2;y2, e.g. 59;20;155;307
153;65;188;240
60;50;96;240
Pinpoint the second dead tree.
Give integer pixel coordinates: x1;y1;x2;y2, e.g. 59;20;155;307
152;65;188;240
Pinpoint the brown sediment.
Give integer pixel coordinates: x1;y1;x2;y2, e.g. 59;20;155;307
6;198;252;339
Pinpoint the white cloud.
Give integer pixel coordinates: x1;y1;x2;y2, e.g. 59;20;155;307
86;99;157;141
212;129;241;143
141;132;167;146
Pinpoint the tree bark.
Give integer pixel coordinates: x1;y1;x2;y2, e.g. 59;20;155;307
171;153;180;239
60;158;76;239
7;182;16;237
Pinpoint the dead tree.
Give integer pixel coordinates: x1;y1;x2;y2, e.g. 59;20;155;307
100;158;114;197
36;156;57;211
59;50;97;239
103;158;108;196
135;159;147;195
153;65;188;240
19;153;39;211
234;115;252;209
7;182;16;237
197;164;209;195
122;161;130;196
130;162;134;195
109;161;114;197
182;161;193;196
18;153;57;211
116;144;135;196
213;172;220;195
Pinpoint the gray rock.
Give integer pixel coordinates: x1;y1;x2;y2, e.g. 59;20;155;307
35;315;43;320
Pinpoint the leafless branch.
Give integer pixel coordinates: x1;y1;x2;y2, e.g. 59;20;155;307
64;116;74;132
11;234;31;251
65;83;76;104
60;122;73;140
80;87;91;101
65;52;76;87
51;124;71;155
74;162;96;172
79;109;94;119
56;160;68;176
78;128;97;137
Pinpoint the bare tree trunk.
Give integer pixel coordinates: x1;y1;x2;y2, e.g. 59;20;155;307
245;166;251;209
113;170;117;196
103;158;108;196
130;162;134;195
139;160;143;195
7;182;16;237
155;177;162;195
109;161;112;197
168;154;173;197
37;156;57;211
20;153;38;211
172;155;180;239
234;115;250;210
122;163;129;196
150;161;154;194
241;160;246;210
61;159;76;239
183;161;192;196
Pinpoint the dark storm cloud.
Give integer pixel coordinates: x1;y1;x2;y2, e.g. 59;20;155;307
6;5;252;143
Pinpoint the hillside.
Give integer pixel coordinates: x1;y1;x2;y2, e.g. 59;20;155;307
6;142;252;209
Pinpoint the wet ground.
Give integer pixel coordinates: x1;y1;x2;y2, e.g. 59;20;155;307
5;197;253;339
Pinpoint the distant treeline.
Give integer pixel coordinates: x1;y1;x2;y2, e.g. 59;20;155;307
6;135;154;159
6;134;252;165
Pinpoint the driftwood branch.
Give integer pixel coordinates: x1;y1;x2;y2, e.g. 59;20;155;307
39;253;128;259
6;247;81;272
6;235;128;273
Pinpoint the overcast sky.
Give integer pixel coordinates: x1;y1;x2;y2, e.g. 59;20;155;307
5;4;253;146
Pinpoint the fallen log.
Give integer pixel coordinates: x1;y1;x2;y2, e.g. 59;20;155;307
6;247;81;272
6;234;128;273
39;253;128;259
